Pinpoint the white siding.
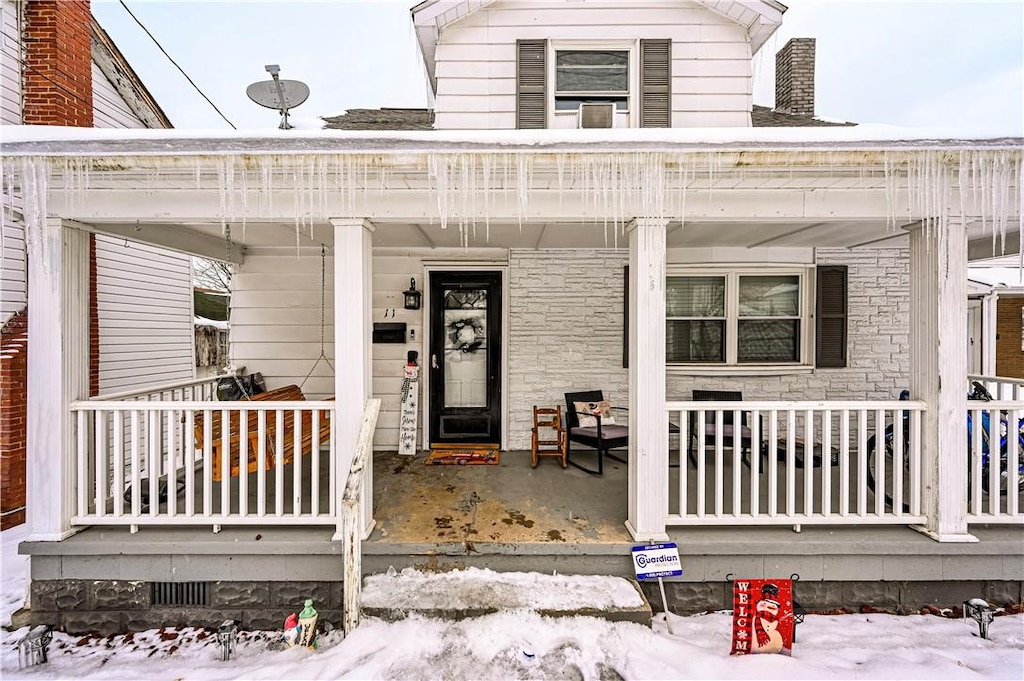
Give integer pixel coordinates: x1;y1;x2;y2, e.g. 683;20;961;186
1;204;25;324
92;61;147;129
95;236;195;393
432;0;752;130
0;0;21;126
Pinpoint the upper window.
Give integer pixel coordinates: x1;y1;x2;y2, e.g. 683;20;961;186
554;50;630;112
666;269;810;366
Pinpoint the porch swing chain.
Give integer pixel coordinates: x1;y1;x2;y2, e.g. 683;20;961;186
300;244;333;390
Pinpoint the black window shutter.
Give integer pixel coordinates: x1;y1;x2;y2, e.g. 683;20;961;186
815;265;848;368
640;39;671;128
517;39;547;129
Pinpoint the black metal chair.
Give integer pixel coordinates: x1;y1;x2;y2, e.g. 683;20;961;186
687;390;758;468
564;390;628;475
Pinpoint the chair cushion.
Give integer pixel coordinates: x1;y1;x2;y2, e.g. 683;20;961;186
573;400;616;427
571;424;629;440
699;423;752;440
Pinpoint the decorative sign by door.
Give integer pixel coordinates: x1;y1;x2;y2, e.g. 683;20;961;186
730;578;794;656
398;361;420;456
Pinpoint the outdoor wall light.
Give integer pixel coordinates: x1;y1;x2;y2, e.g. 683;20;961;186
403;278;422;310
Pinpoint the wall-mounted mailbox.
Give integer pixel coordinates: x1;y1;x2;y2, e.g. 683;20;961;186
372;322;406;344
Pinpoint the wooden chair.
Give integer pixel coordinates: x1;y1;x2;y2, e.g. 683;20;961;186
531;406;567;468
564;390;628;475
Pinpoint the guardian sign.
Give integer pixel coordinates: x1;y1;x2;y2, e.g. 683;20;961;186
631;543;683;580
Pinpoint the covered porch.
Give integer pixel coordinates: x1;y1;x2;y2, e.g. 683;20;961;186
3;132;1022;554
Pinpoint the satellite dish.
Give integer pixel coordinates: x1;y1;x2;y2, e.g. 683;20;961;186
247;65;310;129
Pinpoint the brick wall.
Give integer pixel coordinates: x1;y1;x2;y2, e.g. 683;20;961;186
22;0;94;127
995;296;1024;379
775;38;816;116
1;309;28;530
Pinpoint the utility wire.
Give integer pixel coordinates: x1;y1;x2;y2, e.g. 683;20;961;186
117;0;237;129
16;56;144;124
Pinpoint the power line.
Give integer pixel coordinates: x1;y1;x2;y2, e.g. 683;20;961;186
117;0;237;130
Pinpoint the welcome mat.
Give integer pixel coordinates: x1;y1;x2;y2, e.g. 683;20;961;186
426;444;500;465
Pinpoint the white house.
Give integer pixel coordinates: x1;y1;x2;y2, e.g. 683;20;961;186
3;0;1022;634
0;0;195;531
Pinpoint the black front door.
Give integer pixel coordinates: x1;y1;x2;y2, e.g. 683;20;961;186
429;272;502;445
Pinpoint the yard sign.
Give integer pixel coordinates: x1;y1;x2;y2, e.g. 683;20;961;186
729;578;794;656
632;543;682;634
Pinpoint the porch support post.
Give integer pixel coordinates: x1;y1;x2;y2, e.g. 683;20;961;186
330;218;375;538
909;217;976;542
27;219;89;541
625;217;670;541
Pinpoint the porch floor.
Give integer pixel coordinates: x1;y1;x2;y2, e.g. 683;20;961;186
369;450;631;545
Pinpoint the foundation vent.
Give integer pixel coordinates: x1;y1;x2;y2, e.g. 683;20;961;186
151;582;210;607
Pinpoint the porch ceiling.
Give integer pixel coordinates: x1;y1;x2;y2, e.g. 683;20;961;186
85;217;910;252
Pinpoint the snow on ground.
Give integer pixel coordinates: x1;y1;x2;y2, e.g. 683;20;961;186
0;524;28;628
1;525;1022;680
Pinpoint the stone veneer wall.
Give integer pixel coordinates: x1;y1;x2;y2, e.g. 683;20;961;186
507;249;629;450
506;247;909;450
30;580;344;637
665;248;910;401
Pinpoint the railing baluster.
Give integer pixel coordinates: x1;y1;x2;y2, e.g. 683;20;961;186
893;407;904;516
857;410;868;516
94;411;107;518
909;408;921;516
257;410;267;517
696;409;706;517
786;409;796;517
678;409;688;518
312;409;320;517
185;410;195;517
130;410;141;518
874;408;885;517
202;409;212;517
989;407;1001;516
221;408;230;517
732;408;741;517
238;408;248;518
294;408;303;516
167;408;176;518
148;410;159;517
113;410;124;517
803;409;813;516
822;409;832;516
276;409;285;516
77;410;88;518
328;409;337;517
750;409;760;518
970;406;982;517
714;409;724;517
768;410;778;517
1009;407;1020;517
840;409;850;516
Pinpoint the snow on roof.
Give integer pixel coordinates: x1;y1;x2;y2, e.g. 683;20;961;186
1;123;1020;157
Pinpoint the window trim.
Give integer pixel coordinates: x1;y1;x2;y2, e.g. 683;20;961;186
666;264;814;369
548;39;639;128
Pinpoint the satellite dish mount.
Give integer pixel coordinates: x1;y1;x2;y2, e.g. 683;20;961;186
247;65;310;130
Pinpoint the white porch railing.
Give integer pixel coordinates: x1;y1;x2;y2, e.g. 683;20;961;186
968;374;1024;401
966;399;1024;524
88;375;221;403
341;398;381;635
667;400;927;527
70;398;339;529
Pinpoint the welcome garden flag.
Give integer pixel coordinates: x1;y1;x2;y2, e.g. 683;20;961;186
730;578;795;655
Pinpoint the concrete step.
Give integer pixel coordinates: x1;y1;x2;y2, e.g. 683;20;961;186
360;567;652;626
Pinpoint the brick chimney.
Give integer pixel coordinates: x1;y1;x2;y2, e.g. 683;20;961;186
774;38;815;117
22;0;94;127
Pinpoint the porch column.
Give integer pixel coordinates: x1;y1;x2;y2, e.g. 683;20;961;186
909;218;976;542
626;217;669;541
330;218;374;535
26;219;89;540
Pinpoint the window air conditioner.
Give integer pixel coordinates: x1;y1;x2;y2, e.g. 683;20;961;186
578;103;616;129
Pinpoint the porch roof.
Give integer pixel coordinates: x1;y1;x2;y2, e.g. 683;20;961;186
2;126;1020;257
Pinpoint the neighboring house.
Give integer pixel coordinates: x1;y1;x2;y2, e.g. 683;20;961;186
0;0;193;530
2;0;1022;634
967;262;1024;380
193;288;229;377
